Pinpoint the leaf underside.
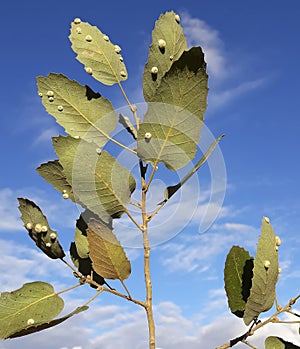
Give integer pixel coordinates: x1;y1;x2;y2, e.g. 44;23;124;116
0;282;64;339
143;10;188;101
138;47;208;170
36;160;75;202
69;20;128;86
8;306;88;339
37;73;116;148
17;198;65;259
243;218;279;325
87;219;131;280
224;245;254;318
53;135;136;223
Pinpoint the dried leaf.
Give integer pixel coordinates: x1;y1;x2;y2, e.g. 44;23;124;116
87;219;131;280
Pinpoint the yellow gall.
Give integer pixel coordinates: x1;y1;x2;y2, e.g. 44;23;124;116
34;224;42;233
74;18;81;24
120;71;127;78
103;35;109;41
264;216;270;223
85;35;92;42
85;67;93;75
46;90;54;97
27;319;35;326
264;260;271;269
57;105;64;112
25;222;33;230
62;193;69;199
45;242;51;248
41;225;48;233
144;132;152;140
275;236;281;246
151;66;158;74
50;232;57;240
158;39;166;48
175;14;181;23
114;45;121;53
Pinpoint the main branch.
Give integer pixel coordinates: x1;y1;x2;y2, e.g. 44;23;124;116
141;161;156;349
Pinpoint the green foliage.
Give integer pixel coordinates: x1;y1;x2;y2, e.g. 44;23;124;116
0;282;64;339
243;217;279;325
36;160;75;202
17;198;65;259
52;135;136;223
265;336;300;349
69;19;128;86
1;9;297;349
138;47;208;170
87;219;131;281
143;11;188;101
224;246;254;318
37;73;116;147
9;306;88;339
224;218;280;326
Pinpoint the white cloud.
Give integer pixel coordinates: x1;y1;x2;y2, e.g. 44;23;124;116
209;77;267;110
181;12;226;80
0;186;81;234
32;127;61;146
0;238;73;291
1;295;300;349
157;222;258;274
180;11;268;111
0;188;24;231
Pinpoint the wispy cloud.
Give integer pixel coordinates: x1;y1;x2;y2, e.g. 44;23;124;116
0;186;81;234
0;188;24;231
181;11;269;111
32;127;61;146
209;77;267;110
2;299;299;349
181;12;226;80
157;222;258;274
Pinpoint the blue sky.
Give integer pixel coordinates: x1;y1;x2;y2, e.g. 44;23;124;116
1;1;300;348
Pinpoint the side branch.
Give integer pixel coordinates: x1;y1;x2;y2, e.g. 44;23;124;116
216;295;300;349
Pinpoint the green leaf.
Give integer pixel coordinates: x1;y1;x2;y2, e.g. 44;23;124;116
143;11;188;101
265;336;300;349
243;217;279;325
137;47;208;170
0;281;64;339
36;160;75;202
224;246;254;318
87;219;131;280
17;198;65;259
9;306;88;339
74;226;89;259
69;19;128;86
53;135;136;223
37;73;116;148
